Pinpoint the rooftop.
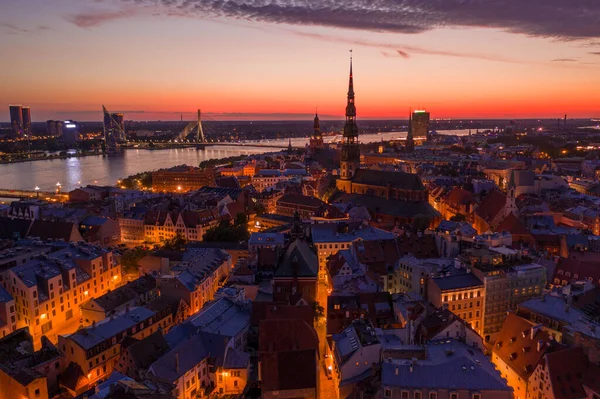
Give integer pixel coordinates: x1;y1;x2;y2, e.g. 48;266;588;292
431;274;483;291
311;221;394;243
68;307;156;350
382;339;510;391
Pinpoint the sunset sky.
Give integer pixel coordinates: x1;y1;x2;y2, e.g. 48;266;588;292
1;0;600;121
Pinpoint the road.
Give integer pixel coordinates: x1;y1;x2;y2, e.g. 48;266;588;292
316;279;338;399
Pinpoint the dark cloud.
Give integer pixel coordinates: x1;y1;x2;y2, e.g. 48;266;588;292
290;31;521;63
0;22;54;35
381;50;410;59
110;0;600;40
0;22;29;34
590;52;600;56
66;9;137;27
552;58;578;62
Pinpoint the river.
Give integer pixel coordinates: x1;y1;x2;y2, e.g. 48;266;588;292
0;130;468;192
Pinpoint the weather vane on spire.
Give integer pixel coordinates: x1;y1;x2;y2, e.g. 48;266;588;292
350;49;353;60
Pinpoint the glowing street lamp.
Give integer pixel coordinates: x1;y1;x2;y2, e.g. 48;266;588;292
34;186;40;198
56;182;61;194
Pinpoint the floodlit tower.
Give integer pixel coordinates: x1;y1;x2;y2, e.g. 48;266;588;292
339;52;360;184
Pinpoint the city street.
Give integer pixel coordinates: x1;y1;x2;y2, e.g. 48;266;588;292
316;279;337;399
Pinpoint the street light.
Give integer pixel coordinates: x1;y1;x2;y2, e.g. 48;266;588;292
35;186;40;199
56;182;61;194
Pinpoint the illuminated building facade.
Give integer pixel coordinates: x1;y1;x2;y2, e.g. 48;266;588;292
0;243;122;349
412;109;431;141
21;107;31;137
62;120;79;146
152;165;215;193
309;112;324;151
336;57;361;193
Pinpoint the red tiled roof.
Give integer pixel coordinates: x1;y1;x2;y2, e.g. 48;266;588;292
583;364;600;395
476;189;506;222
259;319;319;392
326;252;348;277
553;252;600;285
496;213;530;236
544;347;588;399
259;318;318;353
445;187;474;206
277;193;325;209
314;204;347;219
493;313;558;379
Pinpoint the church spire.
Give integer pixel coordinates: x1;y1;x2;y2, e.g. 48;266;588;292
348;51;355;100
338;50;360;186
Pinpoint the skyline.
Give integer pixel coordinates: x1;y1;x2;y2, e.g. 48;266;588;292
2;0;600;121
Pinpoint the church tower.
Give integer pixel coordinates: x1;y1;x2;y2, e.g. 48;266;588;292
405;111;415;152
337;54;360;192
504;170;519;217
309;111;324;151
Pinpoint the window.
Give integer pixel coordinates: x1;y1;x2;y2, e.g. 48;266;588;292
429;393;437;399
450;393;458;399
401;392;409;399
384;389;392;398
414;393;421;399
473;395;481;399
35;389;40;397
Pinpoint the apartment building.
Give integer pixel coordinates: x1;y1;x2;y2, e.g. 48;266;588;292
473;263;546;343
428;274;485;335
312;221;394;280
158;248;231;314
143;209;219;243
0;286;16;338
59;306;170;386
152;166;215;193
0;243;122;349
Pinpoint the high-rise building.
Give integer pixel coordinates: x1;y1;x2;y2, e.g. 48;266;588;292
46;120;63;137
21;106;31;137
62;120;79;146
9;105;23;137
412;110;431;141
405;111;415;152
309;112;324;151
336;56;360;192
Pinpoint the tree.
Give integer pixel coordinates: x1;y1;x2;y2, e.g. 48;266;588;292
234;212;247;227
121;247;149;275
253;202;266;216
203;222;249;242
162;233;187;251
313;301;325;322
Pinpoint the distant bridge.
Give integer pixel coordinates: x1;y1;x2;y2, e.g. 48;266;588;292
125;141;303;150
0;189;69;202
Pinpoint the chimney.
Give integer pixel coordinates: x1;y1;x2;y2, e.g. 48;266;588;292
537;340;544;352
92;321;96;329
125;304;130;314
175;352;180;373
395;366;399;376
565;304;570;313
